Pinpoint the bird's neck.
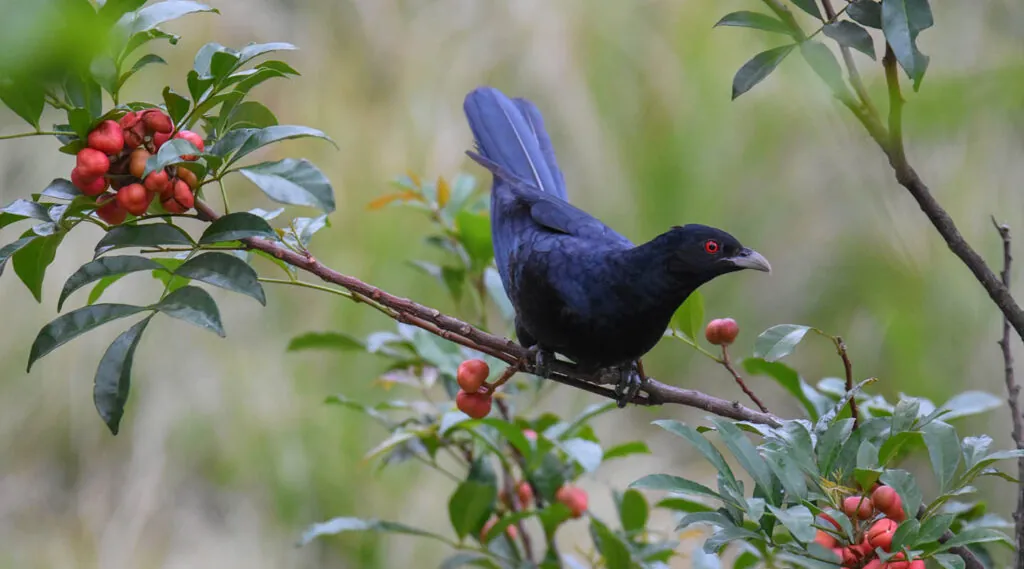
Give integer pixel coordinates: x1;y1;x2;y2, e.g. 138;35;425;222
620;233;706;312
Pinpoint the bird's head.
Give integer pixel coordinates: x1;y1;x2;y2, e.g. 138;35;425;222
660;224;771;281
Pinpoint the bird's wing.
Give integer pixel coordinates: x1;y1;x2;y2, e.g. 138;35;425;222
512;97;567;201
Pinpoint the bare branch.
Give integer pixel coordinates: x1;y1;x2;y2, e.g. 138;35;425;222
834;336;858;426
720;345;769;413
193;200;782;427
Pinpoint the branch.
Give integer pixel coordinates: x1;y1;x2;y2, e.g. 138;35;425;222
720;345;769;413
193;200;781;427
992;218;1023;562
819;0;878;119
834;336;858;426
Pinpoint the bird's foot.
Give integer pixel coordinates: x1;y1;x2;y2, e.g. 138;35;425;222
523;345;553;379
612;361;645;408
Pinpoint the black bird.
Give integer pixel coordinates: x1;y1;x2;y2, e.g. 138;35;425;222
463;86;770;404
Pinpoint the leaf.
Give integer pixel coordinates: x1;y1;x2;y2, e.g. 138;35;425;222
848;0;883;28
162;86;190;125
126;1;219;34
455;210;493;269
238;42;297;65
228;125;336;165
618;489;648;533
678;511;734;531
890;518;919;552
768;505;816;542
95;223;193;254
800;41;847;91
40;179;81;201
153;286;225;336
961;435;993;470
824;21;876;59
28;304;148;371
732;44;796;100
561;438;603;473
448;480;497;540
118;54;167;89
671;290;704;341
2;199;50;221
922;421;960;493
174;252;265;304
143;138;205;178
0;78;44;129
288;331;364;352
298;516;446;546
918;513;955;544
733;551;761;569
653;420;738;488
753;324;811;362
790;0;823;20
704;526;764;554
933;553;966;569
13;232;65;302
603;441;651;461
59;256;164;311
0;236;38;275
939;391;1002;421
711;418;774;500
879;470;922;521
630;474;723;501
879;431;923;466
238;158;335;213
743;358;818;420
94;316;152;435
880;0;933;89
714;11;794;35
481;509;535;544
199;212;275;244
90;56;118;94
224;100;277;130
590;518;632;569
762;447;808;500
816;418;854;474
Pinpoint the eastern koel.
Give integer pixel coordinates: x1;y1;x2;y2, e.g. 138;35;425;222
463;86;770;404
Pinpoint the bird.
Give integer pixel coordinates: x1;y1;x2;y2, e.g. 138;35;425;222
462;86;770;405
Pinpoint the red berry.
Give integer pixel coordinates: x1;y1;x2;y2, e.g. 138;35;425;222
455;390;492;419
841;547;861;566
523;429;537;440
479;517;517;543
119;111;140;130
555;485;588;518
116;183;151;216
871;486;905;521
152;131;172;150
516;481;533;507
814;530;837;549
142;110;173;134
87;120;125;155
457;359;490;393
176;166;199;189
70;167;108;196
705;318;740;345
819;513;841;531
866;518;898;552
842;496;874;520
143;168;171;195
76;148;110;178
161;179;194;214
174;130;204;160
907;560;924;569
863;561;883;569
95;195;126;225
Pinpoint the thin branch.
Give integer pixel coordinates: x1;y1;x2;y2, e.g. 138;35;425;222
494;398;535;564
193;199;781;427
819;0;878;119
833;336;858;426
0;131;65;140
992;218;1023;562
720;345;769;413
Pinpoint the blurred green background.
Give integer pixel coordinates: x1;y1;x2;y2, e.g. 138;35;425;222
1;1;1023;567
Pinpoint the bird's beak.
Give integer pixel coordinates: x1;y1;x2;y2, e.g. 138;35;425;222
726;248;772;274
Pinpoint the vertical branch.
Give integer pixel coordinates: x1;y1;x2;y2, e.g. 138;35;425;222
992;218;1023;561
720;346;770;413
494;398;536;563
882;45;906;164
834;336;859;427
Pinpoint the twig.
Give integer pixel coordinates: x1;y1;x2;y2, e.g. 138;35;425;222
0;131;65;140
992;218;1023;563
494;398;535;564
720;345;769;413
193;199;782;427
818;0;878;119
833;336;858;426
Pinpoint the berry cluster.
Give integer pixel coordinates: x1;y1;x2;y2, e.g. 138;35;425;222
816;485;920;569
455;359;494;419
71;109;206;225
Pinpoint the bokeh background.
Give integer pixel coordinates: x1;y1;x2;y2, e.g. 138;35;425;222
1;1;1023;567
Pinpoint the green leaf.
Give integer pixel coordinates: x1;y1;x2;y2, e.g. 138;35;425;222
94;316;152;435
143;138;205;178
653;420;738;488
932;553;965;569
238;158;335;214
13;231;65;302
474;418;533;459
174;252;265;304
99;0;148;19
3;199;50;221
618;489;648;534
603;441;651;461
121;29;181;61
28;304;148;371
590;518;632;569
879;430;922;466
939;391;1001;421
561;438;603;473
762;447;808;500
790;0;823;20
118;54;167;90
919;513;955;544
199;212;275;244
655;496;715;514
287;331;364;352
238;42;297;65
704;526;764;554
224;100;277;129
671;290;704;341
879;470;922;521
816;418;854;474
848;0;882;28
90;56;118;94
714;11;794;35
0;78;44;129
125;1;218;34
743;358;818;420
732;44;796;100
768;505;815;542
880;0;933;90
60;256;164;311
227;125;336;165
448;480;497;540
153;285;225;336
711;418;774;500
41;178;82;201
733;551;761;569
87;275;126;305
299;516;446;546
936;528;1013;552
678;511;734;531
630;474;723;501
823;21;876;60
753;324;811;362
0;236;38;275
455;211;493;269
890;518;919;552
96;223;193;254
481;509;535;544
162;86;190;125
961;435;993;470
922;421;960;493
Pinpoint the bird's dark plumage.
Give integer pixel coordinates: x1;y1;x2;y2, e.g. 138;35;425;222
463;86;770;386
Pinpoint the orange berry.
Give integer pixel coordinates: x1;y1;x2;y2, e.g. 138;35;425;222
176;166;199;189
457;359;490;393
129;148;151;179
455;390;492;419
116;183;151;216
705;318;740;345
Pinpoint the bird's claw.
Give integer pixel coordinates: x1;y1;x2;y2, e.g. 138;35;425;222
524;345;553;379
613;361;644;408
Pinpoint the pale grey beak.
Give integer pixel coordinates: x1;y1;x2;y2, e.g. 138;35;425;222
727;248;772;274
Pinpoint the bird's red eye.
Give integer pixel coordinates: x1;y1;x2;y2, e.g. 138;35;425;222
704;240;720;254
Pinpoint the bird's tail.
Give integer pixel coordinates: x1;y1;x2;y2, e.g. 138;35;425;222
463;86;568;202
